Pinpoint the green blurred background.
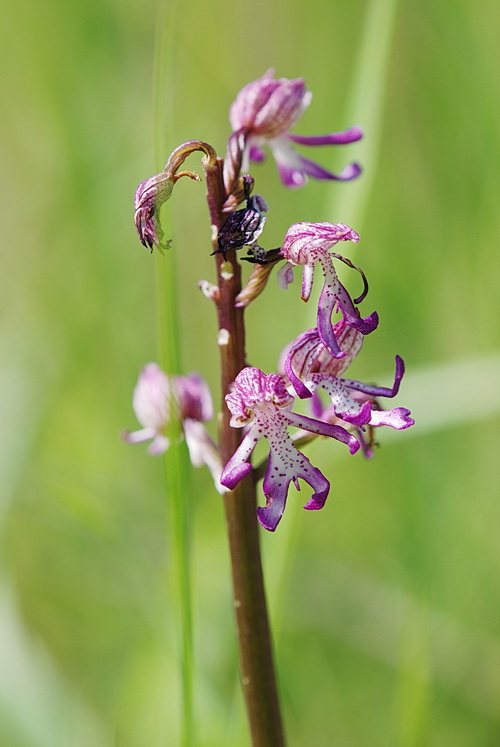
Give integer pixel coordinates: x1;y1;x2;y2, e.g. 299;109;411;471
2;0;500;744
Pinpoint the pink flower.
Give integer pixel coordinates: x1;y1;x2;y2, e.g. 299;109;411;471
123;364;226;493
278;222;379;358
228;70;362;188
220;367;359;531
283;321;415;440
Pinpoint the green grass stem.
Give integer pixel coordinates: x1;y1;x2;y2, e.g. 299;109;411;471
153;2;195;745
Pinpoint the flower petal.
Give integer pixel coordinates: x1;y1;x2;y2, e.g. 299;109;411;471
276;261;295;290
369;408;415;430
147;435;170;455
283;328;322;398
301;263;315;302
254;79;310;137
283;410;360;454
281;221;360;263
290;153;362;182
122;427;157;445
343;355;406;398
220;427;260;489
177;373;214;421
132;363;171;431
286;126;363;146
310;374;373;425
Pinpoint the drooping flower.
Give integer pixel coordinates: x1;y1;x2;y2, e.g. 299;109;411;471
134;140;217;252
123;363;226;493
134;171;175;251
227;70;362;189
220;367;360;531
278;221;379;358
283;320;415;435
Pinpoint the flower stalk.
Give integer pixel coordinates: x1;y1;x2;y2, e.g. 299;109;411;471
203;156;286;746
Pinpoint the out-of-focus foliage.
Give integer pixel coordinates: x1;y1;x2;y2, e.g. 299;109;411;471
1;0;500;744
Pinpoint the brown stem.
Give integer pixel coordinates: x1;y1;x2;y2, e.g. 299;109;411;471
204;157;286;747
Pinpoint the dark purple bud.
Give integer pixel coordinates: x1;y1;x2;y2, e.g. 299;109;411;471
214;195;268;258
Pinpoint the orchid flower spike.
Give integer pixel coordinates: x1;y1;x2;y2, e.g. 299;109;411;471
228;70;362;189
123;363;226;493
220;367;359;531
278;221;379;358
284;320;415;434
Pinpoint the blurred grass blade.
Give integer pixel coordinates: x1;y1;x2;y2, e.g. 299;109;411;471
327;0;399;229
0;584;109;747
154;1;195;745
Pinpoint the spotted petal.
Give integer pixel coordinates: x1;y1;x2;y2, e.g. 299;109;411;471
259;448;330;531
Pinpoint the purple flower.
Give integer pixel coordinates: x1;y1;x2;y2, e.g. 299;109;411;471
278;222;379;358
220;367;360;531
228;70;362;188
284;321;415;437
123;363;226;493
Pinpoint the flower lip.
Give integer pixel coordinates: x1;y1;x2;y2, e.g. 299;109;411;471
286;126;363;146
